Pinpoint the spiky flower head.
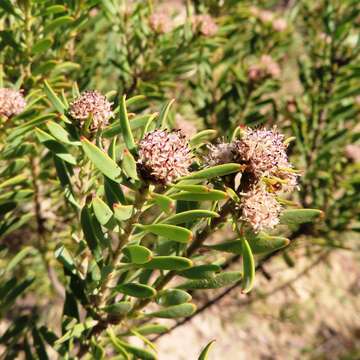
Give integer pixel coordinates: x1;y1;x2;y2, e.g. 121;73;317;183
137;129;192;184
0;88;26;119
149;13;172;33
241;185;282;231
234;127;288;177
206;141;236;167
193;15;218;37
69;90;113;131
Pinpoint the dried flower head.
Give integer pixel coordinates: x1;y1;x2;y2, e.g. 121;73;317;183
206;141;236;167
193;15;218;37
137;129;192;184
149;13;172;33
0;88;26;119
241;185;282;231
69;90;113;131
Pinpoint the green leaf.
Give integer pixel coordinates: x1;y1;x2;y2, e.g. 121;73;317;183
43;80;66;113
241;238;255;294
55;245;76;274
32;327;49;360
157;289;192;306
115;283;156;298
146;303;196;319
131;324;168;336
190;130;217;146
123;245;152;264
0;0;22;19
172;184;211;193
119;95;136;153
104;178;126;206
6;246;34;273
102;301;132;315
141;256;192;270
0;174;27;188
115;340;156;360
81;137;122;182
44;16;74;34
92;197;113;226
122;148;139;179
151;193;175;214
198;340;216;360
280;209;324;225
171;190;228;202
45;5;67;15
35;128;76;165
177;271;242;289
55;320;97;345
136;224;193;243
113;203;133;221
177;264;220;279
181;163;244;180
126;95;146;106
156;98;175;128
46;121;79;145
80;206;102;261
32;38;52;54
164;210;219;225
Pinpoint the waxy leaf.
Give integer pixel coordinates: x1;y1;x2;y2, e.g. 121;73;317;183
151;193;175;214
157;98;175;128
81;137;122;182
190;129;217;146
0;174;27;188
172;184;211;193
92;197;113;226
280;209;323;225
123;245;152;264
46;121;79;145
132;324;169;336
178;264;221;279
171;190;227;202
141;256;192;270
122;149;138;179
43;80;66;113
146;303;196;319
157;289;192;306
102;301;132;315
44;16;74;34
164;210;219;225
35;128;76;165
181;163;244;180
113;203;133;221
119;95;136;153
80;206;101;262
115;283;156;299
177;271;242;289
198;340;216;360
136;224;193;243
241;238;255;293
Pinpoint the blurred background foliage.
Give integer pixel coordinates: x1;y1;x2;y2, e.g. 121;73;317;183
0;0;360;359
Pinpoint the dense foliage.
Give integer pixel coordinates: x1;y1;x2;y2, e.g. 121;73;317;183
0;0;359;359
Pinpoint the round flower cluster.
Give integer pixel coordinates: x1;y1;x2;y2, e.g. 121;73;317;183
248;55;281;81
249;7;287;32
69;90;113;131
0;88;26;119
149;13;172;34
193;14;218;37
137;129;192;184
206;127;299;231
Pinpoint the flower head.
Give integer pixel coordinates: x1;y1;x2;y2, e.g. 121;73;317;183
248;55;280;81
272;18;287;32
149;12;172;33
234;127;288;177
193;15;218;37
0;88;26;119
241;185;282;231
137;129;192;184
69;90;113;131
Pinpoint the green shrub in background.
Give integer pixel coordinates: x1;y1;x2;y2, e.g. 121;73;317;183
0;0;359;359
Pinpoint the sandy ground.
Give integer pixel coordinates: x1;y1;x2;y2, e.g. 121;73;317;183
156;248;360;360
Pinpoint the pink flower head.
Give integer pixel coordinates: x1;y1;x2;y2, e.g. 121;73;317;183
272;18;287;32
138;129;192;184
258;10;274;23
69;90;113;131
149;13;172;34
0;88;26;119
193;14;218;37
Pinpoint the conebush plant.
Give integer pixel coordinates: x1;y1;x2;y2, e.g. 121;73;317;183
0;0;359;359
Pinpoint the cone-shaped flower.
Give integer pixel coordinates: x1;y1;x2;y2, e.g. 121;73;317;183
0;88;26;119
69;90;113;131
137;129;192;184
